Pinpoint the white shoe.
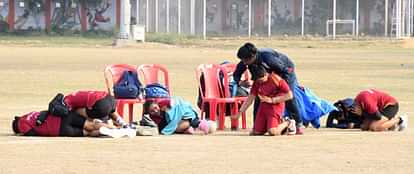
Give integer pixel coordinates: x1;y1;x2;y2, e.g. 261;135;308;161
122;128;137;138
398;115;408;131
287;119;296;135
99;127;126;138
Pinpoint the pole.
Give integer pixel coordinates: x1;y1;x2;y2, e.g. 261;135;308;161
136;0;139;25
385;0;388;36
155;0;159;32
248;0;252;38
402;0;405;36
167;0;170;32
356;0;359;37
397;0;401;38
410;0;414;36
203;0;206;39
190;0;195;35
146;0;149;32
178;0;181;34
302;0;305;36
333;0;336;39
119;0;131;39
268;0;271;37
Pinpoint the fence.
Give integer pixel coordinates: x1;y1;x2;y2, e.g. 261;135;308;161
0;0;413;39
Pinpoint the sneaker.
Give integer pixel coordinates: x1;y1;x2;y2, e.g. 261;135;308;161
122;128;137;138
99;127;125;138
287;119;296;135
398;115;408;131
198;120;209;134
136;126;159;136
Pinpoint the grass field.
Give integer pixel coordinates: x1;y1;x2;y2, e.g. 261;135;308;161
0;37;413;174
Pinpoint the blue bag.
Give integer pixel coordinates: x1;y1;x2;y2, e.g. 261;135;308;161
113;71;143;99
145;83;170;98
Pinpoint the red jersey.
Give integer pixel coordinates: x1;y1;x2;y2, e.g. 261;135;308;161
354;89;398;114
251;74;290;114
17;112;61;136
64;91;108;110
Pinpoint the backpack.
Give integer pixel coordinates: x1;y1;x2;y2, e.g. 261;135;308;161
144;83;170;98
113;71;144;99
36;93;69;126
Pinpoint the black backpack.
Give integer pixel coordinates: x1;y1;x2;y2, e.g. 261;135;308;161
113;71;144;99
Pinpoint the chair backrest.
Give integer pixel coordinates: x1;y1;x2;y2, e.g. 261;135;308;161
104;64;138;95
219;63;250;98
196;64;223;99
137;64;171;93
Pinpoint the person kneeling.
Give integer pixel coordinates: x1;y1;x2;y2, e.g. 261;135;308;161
232;65;295;136
350;89;408;132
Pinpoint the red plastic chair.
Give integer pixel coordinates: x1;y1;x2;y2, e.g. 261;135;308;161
196;64;247;130
137;64;171;103
104;64;145;122
220;63;249;129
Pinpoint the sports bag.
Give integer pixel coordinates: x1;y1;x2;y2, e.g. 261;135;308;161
144;83;170;98
114;71;144;99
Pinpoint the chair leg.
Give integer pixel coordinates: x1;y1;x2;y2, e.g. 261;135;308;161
116;101;125;118
218;103;226;130
242;112;247;129
200;102;205;120
209;101;217;122
231;103;239;129
128;104;134;123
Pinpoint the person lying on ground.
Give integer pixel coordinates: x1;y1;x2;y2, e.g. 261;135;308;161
143;97;215;135
12;90;133;137
12;110;116;137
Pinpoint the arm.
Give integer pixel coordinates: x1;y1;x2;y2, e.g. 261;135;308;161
258;77;292;104
263;52;289;75
258;91;293;104
231;94;255;119
233;62;247;84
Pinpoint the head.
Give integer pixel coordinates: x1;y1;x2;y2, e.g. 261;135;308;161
12;117;20;134
86;95;116;119
250;65;268;83
143;101;161;116
237;42;257;65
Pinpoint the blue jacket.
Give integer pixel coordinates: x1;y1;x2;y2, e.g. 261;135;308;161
161;97;198;135
233;48;295;83
288;86;337;128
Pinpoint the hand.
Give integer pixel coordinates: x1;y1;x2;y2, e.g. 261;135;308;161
350;106;362;116
258;95;273;104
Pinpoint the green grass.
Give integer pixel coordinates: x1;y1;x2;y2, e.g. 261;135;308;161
0;32;114;47
0;32;408;49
